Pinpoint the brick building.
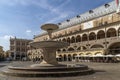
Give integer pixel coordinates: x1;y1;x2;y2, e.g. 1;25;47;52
10;37;32;60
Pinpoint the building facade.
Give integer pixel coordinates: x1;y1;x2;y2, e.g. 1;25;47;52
28;1;120;62
10;37;32;60
0;46;4;61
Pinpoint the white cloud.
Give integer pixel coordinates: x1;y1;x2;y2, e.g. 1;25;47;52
3;35;14;39
0;0;73;23
0;35;14;51
26;30;32;33
34;0;72;23
46;13;69;23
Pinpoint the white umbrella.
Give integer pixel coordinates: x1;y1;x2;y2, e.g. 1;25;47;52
115;54;120;57
56;55;61;58
106;54;114;57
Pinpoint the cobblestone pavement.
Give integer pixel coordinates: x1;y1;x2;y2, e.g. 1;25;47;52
0;61;120;80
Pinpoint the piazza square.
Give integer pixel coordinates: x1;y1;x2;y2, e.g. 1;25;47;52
0;0;120;80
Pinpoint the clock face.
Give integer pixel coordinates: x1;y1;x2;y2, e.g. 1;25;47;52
83;21;93;30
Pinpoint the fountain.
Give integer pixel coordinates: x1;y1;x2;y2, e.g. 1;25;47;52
1;23;94;77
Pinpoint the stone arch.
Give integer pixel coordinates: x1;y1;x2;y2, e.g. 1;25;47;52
81;46;87;50
59;55;62;57
41;56;43;60
118;27;120;36
67;47;75;51
79;53;84;55
63;54;67;61
91;44;104;49
97;30;105;39
67;37;71;43
58;39;62;42
89;32;96;40
76;35;81;42
86;53;91;55
73;54;77;60
107;28;116;38
95;52;103;55
62;49;66;52
71;36;76;43
58;55;63;61
68;54;72;61
77;47;81;51
62;38;66;42
108;42;120;55
28;52;31;56
57;49;61;52
82;34;88;41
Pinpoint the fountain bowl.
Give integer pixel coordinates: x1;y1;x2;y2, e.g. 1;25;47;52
30;41;69;48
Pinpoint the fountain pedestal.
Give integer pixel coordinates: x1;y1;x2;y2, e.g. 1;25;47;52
30;40;69;67
41;47;58;65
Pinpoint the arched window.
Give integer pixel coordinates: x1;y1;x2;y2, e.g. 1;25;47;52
67;37;70;43
68;47;75;51
118;27;120;36
97;30;105;39
76;35;81;42
107;28;116;38
62;38;66;42
68;54;72;61
73;54;77;59
89;32;96;40
91;44;104;49
63;55;67;61
62;49;66;52
71;36;75;43
82;34;88;41
77;47;81;50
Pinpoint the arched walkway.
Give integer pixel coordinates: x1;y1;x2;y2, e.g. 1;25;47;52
108;42;120;55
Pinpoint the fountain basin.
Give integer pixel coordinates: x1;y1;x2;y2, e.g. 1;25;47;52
30;41;69;48
1;64;94;77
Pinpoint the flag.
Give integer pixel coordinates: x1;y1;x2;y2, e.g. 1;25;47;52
116;0;119;6
116;0;120;13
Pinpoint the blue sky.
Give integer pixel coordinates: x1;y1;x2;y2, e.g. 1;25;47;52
0;0;113;51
